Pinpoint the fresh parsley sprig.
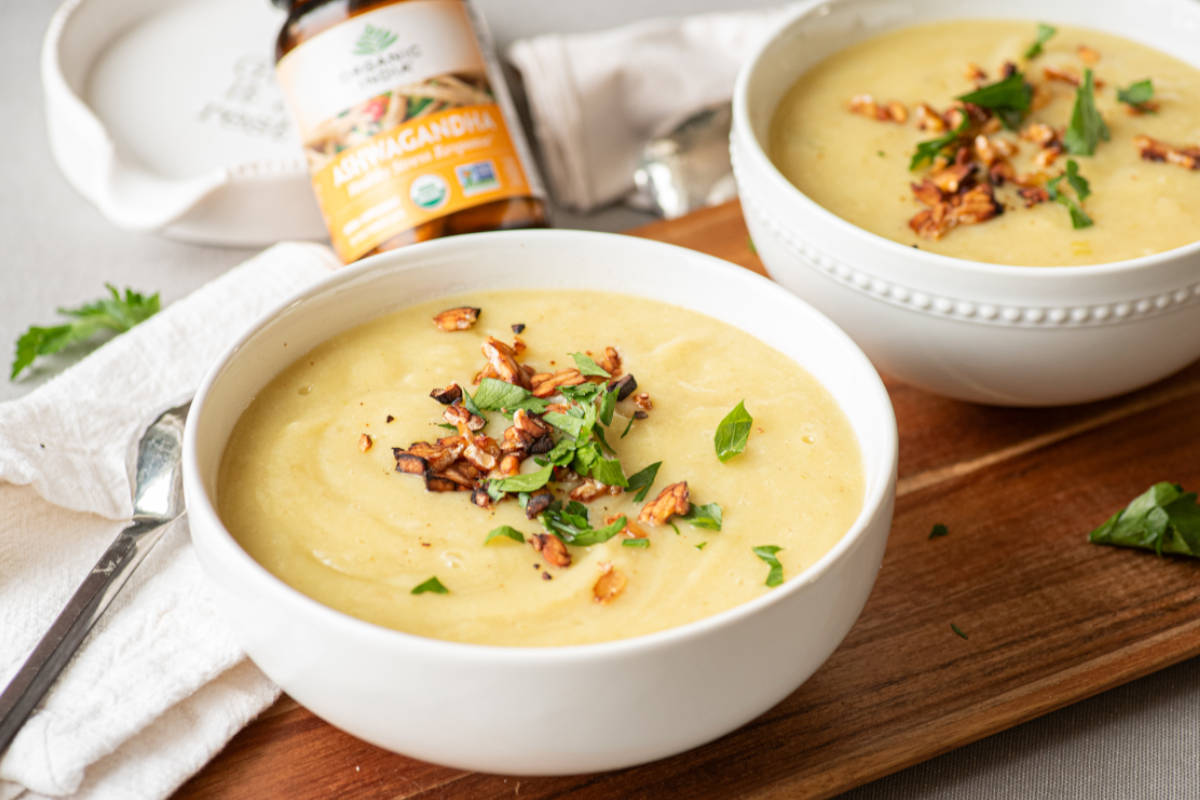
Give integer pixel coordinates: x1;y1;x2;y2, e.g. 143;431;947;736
714;400;753;462
910;117;969;171
1046;159;1094;229
1063;69;1110;156
11;285;160;380
957;72;1033;130
753;545;785;587
1023;23;1057;59
1117;79;1156;112
1088;482;1200;557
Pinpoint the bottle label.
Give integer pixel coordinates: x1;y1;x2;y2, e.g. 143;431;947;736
277;0;540;261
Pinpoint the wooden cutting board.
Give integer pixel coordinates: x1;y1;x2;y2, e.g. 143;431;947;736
177;201;1200;800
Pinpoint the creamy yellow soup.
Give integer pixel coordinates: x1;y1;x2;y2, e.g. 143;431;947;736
218;291;864;646
770;21;1200;265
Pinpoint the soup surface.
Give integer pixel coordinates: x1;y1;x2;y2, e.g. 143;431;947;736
218;290;864;646
770;20;1200;266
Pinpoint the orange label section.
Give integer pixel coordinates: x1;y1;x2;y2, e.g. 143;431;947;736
310;102;533;262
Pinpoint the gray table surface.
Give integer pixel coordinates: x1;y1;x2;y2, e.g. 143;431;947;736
2;1;1196;797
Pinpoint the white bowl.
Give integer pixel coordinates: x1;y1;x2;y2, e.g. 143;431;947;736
732;0;1200;406
182;230;897;774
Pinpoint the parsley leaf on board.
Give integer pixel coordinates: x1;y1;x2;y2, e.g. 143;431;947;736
910;116;970;171
12;285;160;380
929;523;949;539
1023;23;1057;59
714;400;753;462
1088;482;1200;557
570;352;611;378
411;576;449;595
753;545;785;587
950;623;969;640
471;378;548;413
957;72;1033;130
681;502;723;531
1116;79;1155;111
627;461;662;503
1046;159;1094;229
484;525;526;545
1063;69;1110;156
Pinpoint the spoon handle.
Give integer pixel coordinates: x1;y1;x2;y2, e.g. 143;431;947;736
0;516;177;757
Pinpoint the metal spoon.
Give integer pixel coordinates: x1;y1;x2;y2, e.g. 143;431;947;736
0;401;190;757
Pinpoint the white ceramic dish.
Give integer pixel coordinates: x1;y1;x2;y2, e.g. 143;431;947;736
732;0;1200;407
42;0;325;244
183;230;897;774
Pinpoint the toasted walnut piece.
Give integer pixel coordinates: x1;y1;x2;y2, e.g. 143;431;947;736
914;103;946;133
471;364;500;386
513;408;550;436
425;474;466;492
498;453;522;476
930;163;975;194
570;478;617;502
443;404;485;432
440;461;480;486
1031;84;1054;111
592;563;627;604
545;402;570;414
964;62;987;82
848;94;906;123
950;184;1002;226
1042;66;1105;88
908;204;953;240
1018;186;1050;207
405;438;464;472
471;488;493;508
525;490;553;519
910;179;944;207
1077;45;1100;65
607;515;650;541
886;101;908;123
632;392;653;411
462;434;500;472
481;336;529;388
1034;144;1063;169
638;481;690;526
358;433;373;453
1020;122;1059;147
433;306;480;332
973;135;1017;166
530;533;571;568
597;346;622;376
530;368;586;398
1125;100;1161;115
988;160;1015;185
430;383;463;405
1134;135;1200;170
393;450;428;475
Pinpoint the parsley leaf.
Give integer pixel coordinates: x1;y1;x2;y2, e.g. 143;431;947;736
714;400;753;462
539;501;591;542
1117;79;1155;111
1023;23;1057;59
1046;159;1094;229
597;385;618;426
553;512;628;547
543;411;585;439
11;285;160;380
412;576;449;594
471;378;548;413
910;116;969;171
1088;482;1200;557
620;414;637;438
484;525;525;545
957;73;1032;130
753;545;784;587
950;623;969;640
589;455;629;487
622;538;650;548
627;461;662;503
929;523;949;539
488;463;554;494
570;352;611;378
1063;69;1110;156
681;502;723;531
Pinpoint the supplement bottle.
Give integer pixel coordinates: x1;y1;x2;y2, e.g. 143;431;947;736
273;0;549;263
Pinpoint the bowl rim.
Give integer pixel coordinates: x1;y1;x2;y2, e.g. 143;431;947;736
731;0;1200;276
182;228;899;663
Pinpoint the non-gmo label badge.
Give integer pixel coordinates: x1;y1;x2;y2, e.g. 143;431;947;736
410;174;448;210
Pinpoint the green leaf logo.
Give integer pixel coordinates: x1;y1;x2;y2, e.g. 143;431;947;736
353;24;398;55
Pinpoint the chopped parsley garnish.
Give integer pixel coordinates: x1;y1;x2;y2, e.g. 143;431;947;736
1116;79;1155;112
1063;69;1110;156
910;116;969;171
1046;159;1094;229
695;542;708;551
681;502;723;531
488;463;554;494
411;576;449;595
570;352;611;378
542;506;627;547
950;623;968;640
929;523;949;539
471;378;548;413
622;538;650;548
714;400;753;462
753;545;784;587
12;284;160;380
1088;482;1200;557
1023;23;1057;59
627;461;662;502
484;525;526;545
957;72;1032;130
619;414;637;438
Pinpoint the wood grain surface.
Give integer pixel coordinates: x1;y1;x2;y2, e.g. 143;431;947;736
177;201;1200;800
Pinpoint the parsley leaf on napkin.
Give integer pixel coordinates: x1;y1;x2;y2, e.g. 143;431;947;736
11;284;160;380
1087;482;1200;557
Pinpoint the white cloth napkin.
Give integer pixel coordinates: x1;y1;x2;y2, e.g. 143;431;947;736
0;242;341;799
507;4;797;212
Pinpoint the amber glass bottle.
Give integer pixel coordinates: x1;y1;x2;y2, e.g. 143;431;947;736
273;0;548;263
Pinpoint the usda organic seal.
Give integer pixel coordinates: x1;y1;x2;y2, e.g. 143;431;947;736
410;174;448;210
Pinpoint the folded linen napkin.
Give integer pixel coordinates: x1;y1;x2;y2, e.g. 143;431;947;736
0;242;341;799
506;4;798;212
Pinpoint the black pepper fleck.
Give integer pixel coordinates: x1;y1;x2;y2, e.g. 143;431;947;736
386;415;394;423
542;571;552;581
511;323;525;334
